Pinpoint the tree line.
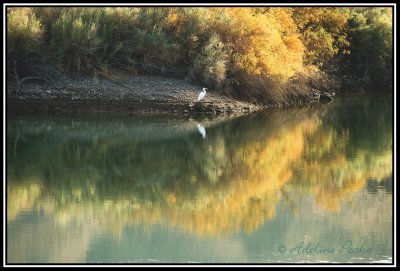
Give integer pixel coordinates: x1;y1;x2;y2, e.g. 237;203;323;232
7;7;393;104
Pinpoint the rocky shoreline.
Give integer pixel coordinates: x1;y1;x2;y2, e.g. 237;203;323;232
7;74;263;116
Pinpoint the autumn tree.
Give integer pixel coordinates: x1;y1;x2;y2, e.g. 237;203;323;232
292;7;350;68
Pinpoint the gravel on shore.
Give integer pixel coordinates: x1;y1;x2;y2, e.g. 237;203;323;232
7;74;263;116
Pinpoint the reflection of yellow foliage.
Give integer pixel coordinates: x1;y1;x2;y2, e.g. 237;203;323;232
352;151;392;182
293;126;392;213
313;179;366;213
150;119;319;235
7;180;43;221
7;118;319;237
7;112;393;238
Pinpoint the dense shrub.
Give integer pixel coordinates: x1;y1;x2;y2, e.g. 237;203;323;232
6;6;393;102
292;7;350;67
7;8;44;78
344;8;393;90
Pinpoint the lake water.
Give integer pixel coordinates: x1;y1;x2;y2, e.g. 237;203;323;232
6;97;393;264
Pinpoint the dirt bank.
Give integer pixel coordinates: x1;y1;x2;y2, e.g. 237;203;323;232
7;74;263;116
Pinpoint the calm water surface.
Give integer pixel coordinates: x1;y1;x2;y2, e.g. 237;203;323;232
7;97;393;263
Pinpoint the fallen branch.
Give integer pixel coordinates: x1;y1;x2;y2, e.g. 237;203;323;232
11;60;52;94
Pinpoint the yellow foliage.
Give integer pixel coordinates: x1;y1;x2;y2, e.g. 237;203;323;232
166;12;178;26
216;8;305;81
292;7;349;65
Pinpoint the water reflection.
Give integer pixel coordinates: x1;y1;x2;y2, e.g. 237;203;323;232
7;97;393;263
196;123;206;138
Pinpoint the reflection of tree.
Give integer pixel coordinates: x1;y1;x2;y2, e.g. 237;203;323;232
7;110;320;236
160;117;319;235
7;98;393;237
7;180;43;221
290;98;393;212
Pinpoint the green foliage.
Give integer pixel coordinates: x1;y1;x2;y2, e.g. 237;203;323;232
50;8;104;73
7;8;43;55
131;8;181;74
7;8;44;77
345;8;393;89
187;33;228;89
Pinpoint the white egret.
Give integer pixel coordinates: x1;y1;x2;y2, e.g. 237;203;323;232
197;88;207;102
197;123;206;138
